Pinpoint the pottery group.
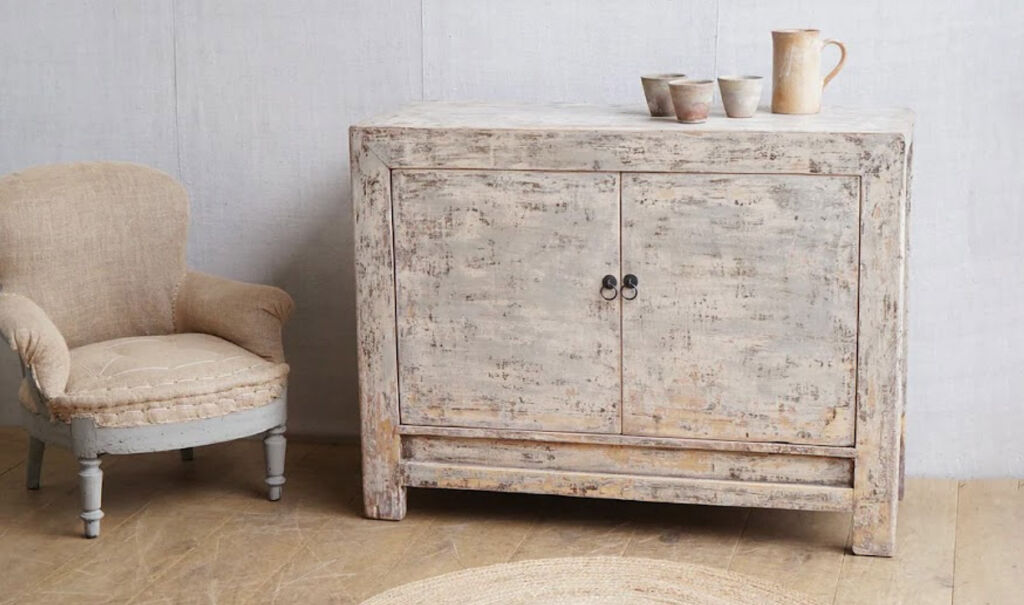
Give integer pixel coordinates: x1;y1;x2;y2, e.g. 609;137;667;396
642;28;846;123
643;75;762;123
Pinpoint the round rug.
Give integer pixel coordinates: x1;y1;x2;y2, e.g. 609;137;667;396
361;556;820;604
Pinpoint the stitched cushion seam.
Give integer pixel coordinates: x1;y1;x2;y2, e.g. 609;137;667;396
65;363;273;395
52;371;287;410
169;270;188;332
49;382;286;426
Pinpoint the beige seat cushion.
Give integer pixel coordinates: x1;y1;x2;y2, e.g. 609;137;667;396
20;333;289;427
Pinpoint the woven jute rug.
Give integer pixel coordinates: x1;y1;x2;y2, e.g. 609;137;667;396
361;556;820;604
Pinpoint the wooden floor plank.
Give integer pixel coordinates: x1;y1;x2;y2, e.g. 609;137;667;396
132;512;323;604
623;502;750;568
728;508;852;603
0;435;1017;604
508;495;641;561
953;479;1024;605
368;490;542;597
251;493;434;604
0;448;146;603
834;478;957;605
19;508;230;605
0;426;26;477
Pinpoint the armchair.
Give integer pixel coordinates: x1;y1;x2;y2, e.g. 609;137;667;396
0;161;294;537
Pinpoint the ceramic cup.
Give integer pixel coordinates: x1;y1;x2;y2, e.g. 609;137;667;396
668;79;714;124
641;73;687;117
718;75;763;118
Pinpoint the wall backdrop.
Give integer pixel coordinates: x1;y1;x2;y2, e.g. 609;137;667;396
1;1;1021;477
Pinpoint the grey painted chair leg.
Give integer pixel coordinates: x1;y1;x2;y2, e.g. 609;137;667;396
26;436;44;490
78;457;104;538
180;447;194;462
264;425;286;501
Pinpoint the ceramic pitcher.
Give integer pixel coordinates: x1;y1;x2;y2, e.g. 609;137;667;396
771;29;846;114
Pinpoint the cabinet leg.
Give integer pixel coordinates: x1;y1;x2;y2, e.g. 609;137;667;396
26;436;44;490
361;391;406;520
364;478;406;520
362;434;406;520
852;498;897;556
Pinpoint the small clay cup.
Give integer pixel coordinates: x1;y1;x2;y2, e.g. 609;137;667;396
641;73;687;117
668;79;714;124
718;75;763;118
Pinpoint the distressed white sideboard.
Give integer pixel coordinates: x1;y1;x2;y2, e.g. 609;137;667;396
351;103;913;556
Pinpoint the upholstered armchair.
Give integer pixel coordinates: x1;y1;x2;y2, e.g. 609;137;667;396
0;162;294;537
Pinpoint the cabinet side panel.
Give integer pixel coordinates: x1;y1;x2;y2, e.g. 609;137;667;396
393;169;622;433
853;135;910;556
351;130;405;519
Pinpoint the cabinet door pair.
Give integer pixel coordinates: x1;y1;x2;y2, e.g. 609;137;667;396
393;169;859;447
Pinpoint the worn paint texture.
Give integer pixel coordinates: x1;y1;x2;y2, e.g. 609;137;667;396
622;173;860;446
352;103;911;556
393;169;621;433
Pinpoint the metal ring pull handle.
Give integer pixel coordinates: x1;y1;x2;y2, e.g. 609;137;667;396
622;274;639;300
600;275;618;301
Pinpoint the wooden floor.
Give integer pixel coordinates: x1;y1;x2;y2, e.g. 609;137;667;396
0;427;1019;604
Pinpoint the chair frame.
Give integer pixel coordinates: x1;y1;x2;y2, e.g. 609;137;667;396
19;366;287;538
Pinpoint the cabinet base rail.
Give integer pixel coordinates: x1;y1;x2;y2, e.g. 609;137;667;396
402;461;853;512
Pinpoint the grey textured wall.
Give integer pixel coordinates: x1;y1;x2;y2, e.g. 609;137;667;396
1;1;1022;477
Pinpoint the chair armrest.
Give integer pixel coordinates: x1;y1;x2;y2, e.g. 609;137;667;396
173;271;294;362
0;293;70;399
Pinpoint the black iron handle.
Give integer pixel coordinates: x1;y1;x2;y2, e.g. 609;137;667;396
600;275;618;301
622;274;638;300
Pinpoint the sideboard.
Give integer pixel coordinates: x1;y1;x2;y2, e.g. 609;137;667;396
351;103;913;556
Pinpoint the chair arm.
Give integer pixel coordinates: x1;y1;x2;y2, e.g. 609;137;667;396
173;271;294;362
0;293;70;399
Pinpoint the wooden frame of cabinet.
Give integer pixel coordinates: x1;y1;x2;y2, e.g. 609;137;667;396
351;103;913;556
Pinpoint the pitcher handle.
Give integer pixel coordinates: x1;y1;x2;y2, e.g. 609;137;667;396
823;39;847;88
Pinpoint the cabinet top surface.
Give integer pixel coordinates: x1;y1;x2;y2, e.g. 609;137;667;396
355;102;914;139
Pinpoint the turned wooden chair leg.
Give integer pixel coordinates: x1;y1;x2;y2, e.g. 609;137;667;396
264;425;286;501
26;436;44;490
180;447;195;462
78;457;104;538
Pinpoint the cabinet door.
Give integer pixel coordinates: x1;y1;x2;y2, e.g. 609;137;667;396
621;173;859;445
393;170;621;433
